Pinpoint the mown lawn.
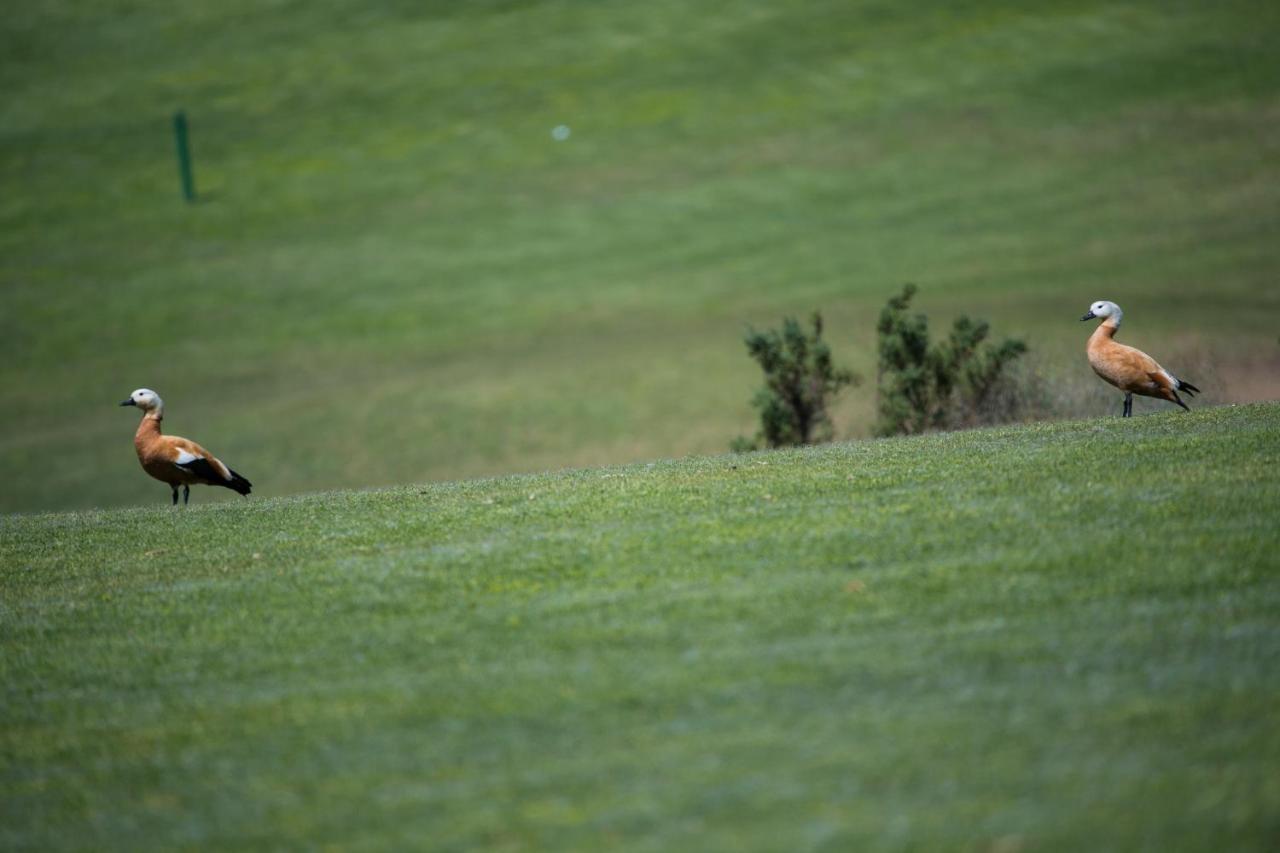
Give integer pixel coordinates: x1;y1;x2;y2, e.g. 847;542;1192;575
3;0;1279;511
3;404;1278;850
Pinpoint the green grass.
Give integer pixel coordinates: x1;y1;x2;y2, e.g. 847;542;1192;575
3;404;1278;850
4;0;1280;512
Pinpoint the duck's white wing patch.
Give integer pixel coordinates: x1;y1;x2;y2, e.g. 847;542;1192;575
173;448;203;465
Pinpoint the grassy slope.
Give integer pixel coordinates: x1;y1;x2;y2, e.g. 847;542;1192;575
3;404;1278;850
3;0;1280;512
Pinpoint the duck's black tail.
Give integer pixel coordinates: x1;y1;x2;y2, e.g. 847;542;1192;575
1177;378;1200;397
178;457;252;496
223;468;252;496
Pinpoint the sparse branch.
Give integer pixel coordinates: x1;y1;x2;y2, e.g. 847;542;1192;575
875;286;1028;436
734;312;861;451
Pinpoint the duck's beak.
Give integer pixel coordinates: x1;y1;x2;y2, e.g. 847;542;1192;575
1080;311;1096;321
119;398;136;406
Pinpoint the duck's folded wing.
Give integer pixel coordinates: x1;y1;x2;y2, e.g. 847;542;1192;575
1106;343;1162;376
171;445;232;483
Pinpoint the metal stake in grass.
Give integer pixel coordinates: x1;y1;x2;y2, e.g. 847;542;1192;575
172;110;197;203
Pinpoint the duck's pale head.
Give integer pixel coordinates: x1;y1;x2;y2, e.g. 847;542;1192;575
120;388;163;413
1081;300;1122;323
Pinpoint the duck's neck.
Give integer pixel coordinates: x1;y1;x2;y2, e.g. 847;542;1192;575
134;412;163;449
1091;317;1121;342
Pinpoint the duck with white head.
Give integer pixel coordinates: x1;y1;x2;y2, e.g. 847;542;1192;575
1081;301;1200;417
120;388;252;505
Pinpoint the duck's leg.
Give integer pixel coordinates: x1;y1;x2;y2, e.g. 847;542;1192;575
183;484;190;505
1123;393;1133;418
171;486;179;505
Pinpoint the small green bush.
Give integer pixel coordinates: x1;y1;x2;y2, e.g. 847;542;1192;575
876;284;1027;436
733;312;860;451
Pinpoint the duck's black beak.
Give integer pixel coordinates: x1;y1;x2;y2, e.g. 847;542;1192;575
119;398;136;406
1080;311;1096;321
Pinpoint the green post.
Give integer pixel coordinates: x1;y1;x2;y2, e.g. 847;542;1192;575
172;110;196;202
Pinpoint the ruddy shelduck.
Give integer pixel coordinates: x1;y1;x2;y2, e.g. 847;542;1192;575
1081;301;1200;417
119;388;252;505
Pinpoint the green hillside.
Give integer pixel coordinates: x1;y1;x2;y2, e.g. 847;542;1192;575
4;0;1280;513
3;405;1279;850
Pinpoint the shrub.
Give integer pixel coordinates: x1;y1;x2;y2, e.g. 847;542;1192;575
732;312;860;451
876;284;1027;435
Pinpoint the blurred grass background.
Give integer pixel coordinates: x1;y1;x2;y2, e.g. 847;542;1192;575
3;0;1279;512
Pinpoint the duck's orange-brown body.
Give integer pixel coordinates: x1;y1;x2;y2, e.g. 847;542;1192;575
1086;321;1182;404
133;415;233;487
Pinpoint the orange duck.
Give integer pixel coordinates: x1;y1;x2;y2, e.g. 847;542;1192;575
1081;301;1200;417
120;388;252;505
